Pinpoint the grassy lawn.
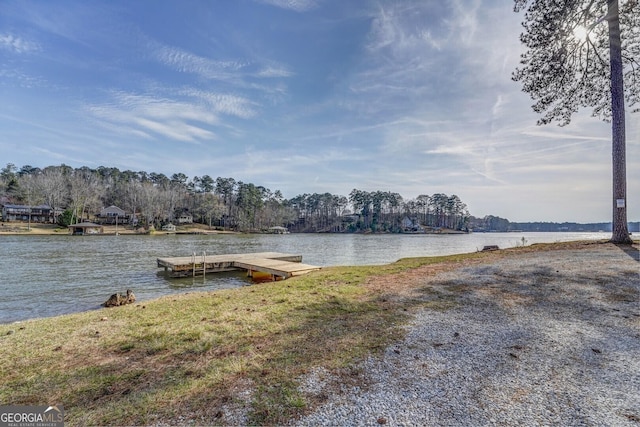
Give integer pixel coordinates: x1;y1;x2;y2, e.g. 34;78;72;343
0;251;488;426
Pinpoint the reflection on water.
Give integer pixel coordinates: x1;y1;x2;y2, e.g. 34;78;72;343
0;232;605;323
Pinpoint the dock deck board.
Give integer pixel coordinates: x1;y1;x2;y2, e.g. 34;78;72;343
157;252;320;279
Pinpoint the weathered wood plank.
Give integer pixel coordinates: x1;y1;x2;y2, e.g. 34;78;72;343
157;252;320;279
233;259;321;278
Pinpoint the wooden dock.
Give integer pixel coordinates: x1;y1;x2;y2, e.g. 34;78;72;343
157;252;321;280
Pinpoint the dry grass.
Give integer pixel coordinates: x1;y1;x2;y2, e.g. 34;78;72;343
0;251;479;426
0;239;636;426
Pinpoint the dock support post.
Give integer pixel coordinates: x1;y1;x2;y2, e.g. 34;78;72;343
192;252;196;277
202;251;206;278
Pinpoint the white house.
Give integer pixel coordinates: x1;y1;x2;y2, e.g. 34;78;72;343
97;205;129;224
177;212;193;224
401;216;422;232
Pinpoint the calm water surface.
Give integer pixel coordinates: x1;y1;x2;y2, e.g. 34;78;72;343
0;232;605;323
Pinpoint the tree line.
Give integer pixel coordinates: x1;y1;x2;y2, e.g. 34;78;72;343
0;163;471;233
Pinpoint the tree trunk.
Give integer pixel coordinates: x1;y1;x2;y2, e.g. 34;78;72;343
608;0;631;244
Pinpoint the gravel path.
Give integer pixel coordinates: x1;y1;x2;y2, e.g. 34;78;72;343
293;243;640;426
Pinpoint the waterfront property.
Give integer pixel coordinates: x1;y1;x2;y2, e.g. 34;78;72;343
157;251;321;280
1;204;59;223
267;226;290;234
68;222;104;235
161;223;177;232
176;211;193;224
96;205;130;225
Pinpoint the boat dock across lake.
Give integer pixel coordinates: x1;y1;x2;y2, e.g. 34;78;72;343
157;252;321;280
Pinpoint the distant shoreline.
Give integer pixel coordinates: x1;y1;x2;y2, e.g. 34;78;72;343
0;221;631;237
0;222;236;236
0;222;472;236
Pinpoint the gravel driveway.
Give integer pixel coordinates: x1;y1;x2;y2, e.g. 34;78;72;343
294;242;640;426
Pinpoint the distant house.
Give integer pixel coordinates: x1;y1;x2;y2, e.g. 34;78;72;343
401;216;422;232
1;204;57;223
162;223;176;232
96;205;129;225
267;226;289;234
341;214;360;222
177;212;193;224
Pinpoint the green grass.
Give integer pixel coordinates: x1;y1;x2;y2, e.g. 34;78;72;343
0;249;511;425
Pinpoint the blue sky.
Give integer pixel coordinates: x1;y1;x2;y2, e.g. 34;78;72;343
1;0;638;223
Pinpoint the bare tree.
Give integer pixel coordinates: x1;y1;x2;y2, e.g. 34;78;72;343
123;180;144;228
68;169;103;223
138;182;161;228
16;174;45;230
33;167;68;224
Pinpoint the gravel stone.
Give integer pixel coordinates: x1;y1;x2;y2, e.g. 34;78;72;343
293;244;640;426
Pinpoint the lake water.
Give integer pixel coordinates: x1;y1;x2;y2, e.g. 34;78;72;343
0;232;606;323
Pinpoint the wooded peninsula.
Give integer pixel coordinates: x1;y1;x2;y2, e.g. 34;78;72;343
0;163;472;233
1;163;637;233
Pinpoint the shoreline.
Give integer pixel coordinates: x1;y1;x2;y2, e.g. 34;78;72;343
0;222;237;236
0;222;623;237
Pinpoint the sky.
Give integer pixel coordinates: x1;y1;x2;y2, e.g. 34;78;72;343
1;0;638;223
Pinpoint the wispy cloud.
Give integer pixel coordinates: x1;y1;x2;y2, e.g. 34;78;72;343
151;42;249;81
445;0;481;46
255;0;319;12
0;34;40;53
180;89;258;119
86;91;219;143
147;38;293;98
0;67;45;88
254;65;294;78
365;3;442;57
422;127;612;189
341;3;472;120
